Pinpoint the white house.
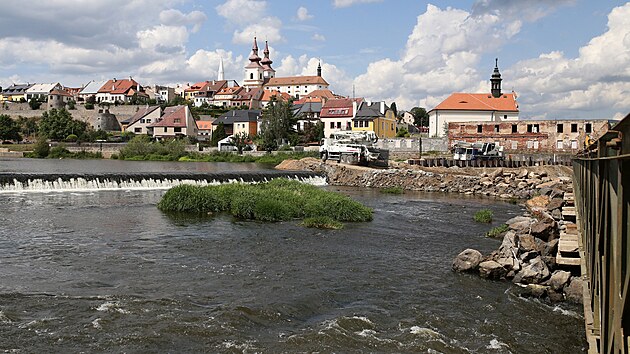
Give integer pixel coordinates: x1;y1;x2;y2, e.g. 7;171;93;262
122;105;162;134
148;105;197;139
427;59;519;137
26;83;62;101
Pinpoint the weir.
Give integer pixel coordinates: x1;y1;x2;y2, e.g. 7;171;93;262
572;113;630;353
0;170;326;192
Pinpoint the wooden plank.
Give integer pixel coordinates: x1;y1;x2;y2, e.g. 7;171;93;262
560;234;579;241
559;239;580;253
563;210;577;216
556;254;581;266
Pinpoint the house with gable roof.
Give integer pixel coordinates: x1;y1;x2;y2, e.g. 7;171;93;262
148;105;197;139
352;101;397;138
1;84;33;102
121;105;162;134
212;110;261;137
320;97;364;138
26;83;63;102
96;77;149;104
428;59;519;137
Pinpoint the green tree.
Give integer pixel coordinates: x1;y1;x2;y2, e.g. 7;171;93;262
38;108;88;141
29;99;42;110
230;132;250;154
259;97;298;150
210;122;227;147
302;121;324;144
16;116;39;138
32;135;50;158
390;102;398;118
410;107;429;127
0;114;22;142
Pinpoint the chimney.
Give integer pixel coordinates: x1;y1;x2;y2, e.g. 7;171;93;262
380;101;384;114
113;78;116;83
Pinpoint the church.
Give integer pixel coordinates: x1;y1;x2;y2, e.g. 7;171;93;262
427;59;519;137
243;37;329;100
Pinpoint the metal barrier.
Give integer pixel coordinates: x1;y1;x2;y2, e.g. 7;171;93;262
573;113;630;353
407;157;572;168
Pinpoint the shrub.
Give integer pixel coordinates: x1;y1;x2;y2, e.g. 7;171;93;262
66;134;78;142
486;224;509;238
381;186;404;194
473;209;493;223
110;153;119;159
301;216;344;230
48;144;71;158
85;103;95;110
32;136;50;158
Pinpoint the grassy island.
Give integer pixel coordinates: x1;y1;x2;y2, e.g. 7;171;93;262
158;179;373;227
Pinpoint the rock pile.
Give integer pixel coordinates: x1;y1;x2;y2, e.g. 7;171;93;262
452;193;583;304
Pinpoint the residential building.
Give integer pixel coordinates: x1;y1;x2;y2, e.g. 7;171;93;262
1;84;33;102
196;120;214;142
447;119;610;154
148;105;197;139
352;101;397;138
47;89;73;109
232;87;263;109
293;101;322;132
294;89;339;105
78;80;107;102
213;110;261;136
121;105;162;134
192;80;237;107
26;83;62;101
320;97;363;138
144;85;176;103
213;86;243;107
259;89;292;108
428;59;519;137
96;77;148;104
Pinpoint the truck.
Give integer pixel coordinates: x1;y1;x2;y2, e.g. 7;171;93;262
452;141;504;161
319;131;387;166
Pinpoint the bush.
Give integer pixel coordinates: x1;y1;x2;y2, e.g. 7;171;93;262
32;136;50;158
48;144;71;158
110;153;119;159
486;224;509;238
381;186;404;194
473;209;493;223
301;216;344;230
66;134;78;142
157;179;373;226
85;103;94;110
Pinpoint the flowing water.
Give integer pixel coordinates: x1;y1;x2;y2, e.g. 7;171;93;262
0;158;586;353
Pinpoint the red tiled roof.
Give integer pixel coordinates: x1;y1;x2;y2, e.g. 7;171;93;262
98;79;140;95
260;90;291;102
431;93;519;112
216;87;243;95
295;89;341;104
196;121;213;130
265;76;329;86
320;98;363;118
148;105;188;128
49;89;72;97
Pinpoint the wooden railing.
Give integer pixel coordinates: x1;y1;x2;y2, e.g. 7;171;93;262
573;113;630;353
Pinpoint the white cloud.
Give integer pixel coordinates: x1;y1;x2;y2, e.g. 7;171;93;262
332;0;383;8
472;0;575;22
232;17;283;45
296;6;313;21
216;0;267;25
312;33;326;41
159;9;207;33
137;25;188;53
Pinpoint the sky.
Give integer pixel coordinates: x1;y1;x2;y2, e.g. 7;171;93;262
0;0;629;120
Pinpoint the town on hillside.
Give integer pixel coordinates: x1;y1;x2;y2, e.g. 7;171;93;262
0;37;616;160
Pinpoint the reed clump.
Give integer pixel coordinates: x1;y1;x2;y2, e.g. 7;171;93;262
157;179;373;226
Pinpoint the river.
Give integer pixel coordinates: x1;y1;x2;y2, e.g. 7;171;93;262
0;158;586;353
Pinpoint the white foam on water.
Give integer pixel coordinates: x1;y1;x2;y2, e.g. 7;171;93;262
0;310;13;323
552;305;582;318
92;318;102;329
355;329;377;337
409;326;442;339
95;301;130;314
486;338;511;351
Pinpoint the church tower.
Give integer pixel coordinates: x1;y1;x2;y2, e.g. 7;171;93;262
317;61;322;77
261;40;275;83
490;58;502;98
218;57;224;81
244;37;264;88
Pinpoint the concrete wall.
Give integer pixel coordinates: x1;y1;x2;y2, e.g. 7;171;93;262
375;137;448;153
1;103;148;127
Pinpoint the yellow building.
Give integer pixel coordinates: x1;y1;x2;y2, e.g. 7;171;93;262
352;101;397;138
1;84;32;102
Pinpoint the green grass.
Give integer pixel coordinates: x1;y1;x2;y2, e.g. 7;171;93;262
301;216;344;229
380;186;404;194
485;224;509;237
157;179;373;226
179;151;318;165
1;143;35;152
473;209;494;223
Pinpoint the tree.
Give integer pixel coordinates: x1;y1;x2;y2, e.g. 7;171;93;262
16;116;38;139
259;97;298;150
29;99;42;110
38;108;88;141
210;122;227;147
230;132;250;154
390;102;398;118
410;107;429;127
0;114;22;142
302;121;324;144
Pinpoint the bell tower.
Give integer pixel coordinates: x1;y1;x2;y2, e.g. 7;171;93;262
244;37;264;88
491;58;502;98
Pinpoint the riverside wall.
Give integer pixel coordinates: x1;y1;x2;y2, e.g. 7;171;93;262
1;103;145;126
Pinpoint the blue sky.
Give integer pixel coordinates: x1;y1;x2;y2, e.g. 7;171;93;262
0;0;628;119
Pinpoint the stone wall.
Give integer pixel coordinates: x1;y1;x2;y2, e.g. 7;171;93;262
375;137;448;153
1;103;145;126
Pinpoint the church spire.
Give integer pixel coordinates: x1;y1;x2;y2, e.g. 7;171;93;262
317;60;322;77
218;57;224;81
248;37;261;64
490;58;502;98
261;40;273;69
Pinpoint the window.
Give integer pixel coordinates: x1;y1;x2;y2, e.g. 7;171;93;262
250;73;253;80
533;141;539;149
585;123;592;133
259;74;262;79
336;122;341;129
527;141;533;149
494;125;499;133
557;124;564;133
512;124;517;133
527;124;532;133
330;122;334;129
134;127;141;133
477;125;482;133
533;124;539;133
163;127;167;132
354;121;358;127
511;141;517;150
557;140;563;149
571;123;578;133
174;127;182;133
503;114;508;119
571;140;578;149
346;122;351;130
174;118;180;123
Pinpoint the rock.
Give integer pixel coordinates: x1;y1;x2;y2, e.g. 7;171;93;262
542;239;559;257
546;198;564;211
490;168;504;179
526;195;550;209
499;193;512;199
513;256;550;284
452;249;483;272
517;181;528;189
478;260;507;280
528;172;539;179
506;216;532;225
548;270;572;291
507;217;534;234
551;209;563;220
498;231;516;256
565;277;584;304
518;169;529;178
521;284;548;298
518;234;544;253
548;289;565;303
496;257;517;271
542;256;557;271
530;219;556;241
536;181;558;190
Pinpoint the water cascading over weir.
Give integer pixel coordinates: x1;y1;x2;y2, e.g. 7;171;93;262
0;170;326;192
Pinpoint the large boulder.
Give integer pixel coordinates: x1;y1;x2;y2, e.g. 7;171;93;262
530;219;556;241
490;168;504;179
507;216;535;234
548;270;572;291
452;249;483;272
546;198;564;212
520;284;549;298
513;257;550;284
498;231;517;258
517;234;544;253
479;260;507;280
542;239;559;257
565;277;584;304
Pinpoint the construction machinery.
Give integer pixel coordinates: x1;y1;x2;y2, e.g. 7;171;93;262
319;131;387;166
452;141;504;161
